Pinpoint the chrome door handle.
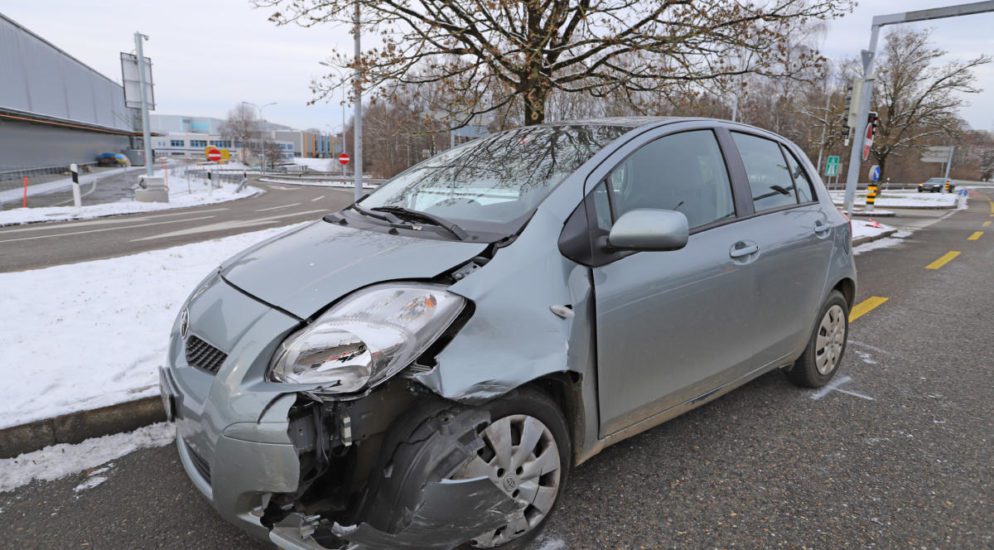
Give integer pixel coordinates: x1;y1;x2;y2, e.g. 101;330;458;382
814;221;832;237
729;242;759;259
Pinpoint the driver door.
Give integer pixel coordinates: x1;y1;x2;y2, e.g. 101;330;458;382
591;127;761;436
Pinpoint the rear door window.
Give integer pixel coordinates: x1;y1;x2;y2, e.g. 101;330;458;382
731;132;798;212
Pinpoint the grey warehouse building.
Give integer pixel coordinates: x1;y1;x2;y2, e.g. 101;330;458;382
0;13;141;179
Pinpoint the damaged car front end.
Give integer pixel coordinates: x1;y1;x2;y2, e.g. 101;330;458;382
161;123;628;549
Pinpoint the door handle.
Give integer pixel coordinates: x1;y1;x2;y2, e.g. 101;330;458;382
814;221;832;237
729;241;759;259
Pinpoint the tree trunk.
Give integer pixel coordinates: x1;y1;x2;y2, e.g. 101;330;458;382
523;83;548;125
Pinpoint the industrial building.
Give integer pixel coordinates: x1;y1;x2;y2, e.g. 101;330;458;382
0;13;142;179
150;114;331;161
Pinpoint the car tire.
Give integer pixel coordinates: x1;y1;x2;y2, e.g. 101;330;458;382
454;388;572;549
785;290;849;388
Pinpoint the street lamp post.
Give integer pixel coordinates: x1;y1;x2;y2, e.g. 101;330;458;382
842;1;994;215
353;0;363;202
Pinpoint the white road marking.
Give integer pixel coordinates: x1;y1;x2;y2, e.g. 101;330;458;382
132;219;279;240
0;208;230;235
310;195;325;202
130;209;324;242
256;203;300;212
0;215;217;244
810;375;874;401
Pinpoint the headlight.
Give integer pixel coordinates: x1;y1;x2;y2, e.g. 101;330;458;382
270;283;465;392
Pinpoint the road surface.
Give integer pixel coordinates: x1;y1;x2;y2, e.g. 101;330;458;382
0;180;354;272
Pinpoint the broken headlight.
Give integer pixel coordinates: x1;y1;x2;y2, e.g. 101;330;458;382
270;283;465;392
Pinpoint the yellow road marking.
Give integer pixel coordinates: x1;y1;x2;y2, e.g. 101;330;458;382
849;296;888;323
926;250;961;270
984;221;992;228
968;231;983;241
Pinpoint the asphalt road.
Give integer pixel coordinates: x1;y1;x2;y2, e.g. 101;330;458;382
1;190;992;548
0;179;354;272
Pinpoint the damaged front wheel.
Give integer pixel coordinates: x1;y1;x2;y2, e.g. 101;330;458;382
449;389;571;548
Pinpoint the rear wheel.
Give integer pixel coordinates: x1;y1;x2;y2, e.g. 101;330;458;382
449;389;570;549
786;290;848;388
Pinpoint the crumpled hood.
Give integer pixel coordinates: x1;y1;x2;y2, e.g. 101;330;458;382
221;221;488;319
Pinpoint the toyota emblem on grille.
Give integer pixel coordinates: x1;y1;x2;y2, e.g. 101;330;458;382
179;308;190;340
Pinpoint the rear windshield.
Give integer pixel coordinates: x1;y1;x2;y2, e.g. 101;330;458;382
360;125;628;234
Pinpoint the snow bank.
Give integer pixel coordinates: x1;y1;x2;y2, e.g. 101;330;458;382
830;190;958;209
294;157;335;172
0;423;175;493
851;218;895;241
0;224;307;429
0;169;262;227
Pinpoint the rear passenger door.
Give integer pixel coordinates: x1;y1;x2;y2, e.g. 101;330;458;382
725;131;835;367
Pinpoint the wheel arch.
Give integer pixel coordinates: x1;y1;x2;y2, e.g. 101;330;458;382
832;277;856;309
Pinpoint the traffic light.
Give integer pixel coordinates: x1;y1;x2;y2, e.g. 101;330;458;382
867;111;880;138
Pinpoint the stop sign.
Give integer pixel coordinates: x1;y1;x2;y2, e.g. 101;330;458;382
207;150;222;162
338;153;350;165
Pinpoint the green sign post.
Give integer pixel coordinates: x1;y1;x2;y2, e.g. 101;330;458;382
825;155;841;177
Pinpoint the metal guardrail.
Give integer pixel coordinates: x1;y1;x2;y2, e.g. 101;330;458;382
0;162;98;183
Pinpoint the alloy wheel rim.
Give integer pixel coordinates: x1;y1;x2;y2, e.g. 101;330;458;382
815;304;846;375
449;414;562;548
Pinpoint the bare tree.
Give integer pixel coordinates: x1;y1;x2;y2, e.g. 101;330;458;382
870;28;990;180
258;0;853;126
220;104;260;163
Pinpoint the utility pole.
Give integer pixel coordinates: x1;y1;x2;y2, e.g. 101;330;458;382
353;0;363;201
342;84;347;177
843;1;994;215
134;32;153;177
816;91;831;173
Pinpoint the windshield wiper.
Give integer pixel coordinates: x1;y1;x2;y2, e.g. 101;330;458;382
350;203;402;224
370;206;468;241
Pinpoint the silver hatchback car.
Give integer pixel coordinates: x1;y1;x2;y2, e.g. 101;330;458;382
161;117;855;549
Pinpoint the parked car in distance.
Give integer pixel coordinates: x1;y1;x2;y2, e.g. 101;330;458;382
919;177;954;192
160;117;856;549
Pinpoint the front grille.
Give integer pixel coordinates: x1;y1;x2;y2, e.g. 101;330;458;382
187;445;212;484
185;335;227;375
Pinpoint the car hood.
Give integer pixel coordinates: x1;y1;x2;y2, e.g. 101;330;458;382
221;221;488;319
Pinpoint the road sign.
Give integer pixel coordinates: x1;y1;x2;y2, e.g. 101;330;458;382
220;148;231;162
825;155;841;177
206;146;221;162
338;153;350;165
862;121;874;162
119;52;155;110
869;165;880;182
921;145;954;163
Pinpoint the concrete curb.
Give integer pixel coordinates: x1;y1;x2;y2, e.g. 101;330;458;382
853;228;898;247
0;397;165;459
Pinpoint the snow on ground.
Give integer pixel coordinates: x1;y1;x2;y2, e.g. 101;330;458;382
853;237;905;255
0;168;261;226
830;190;959;208
0;423;175;493
259;177;379;189
294;157;335;172
0;223;307;429
851;218;895;241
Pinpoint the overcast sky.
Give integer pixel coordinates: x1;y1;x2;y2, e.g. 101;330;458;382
3;0;994;132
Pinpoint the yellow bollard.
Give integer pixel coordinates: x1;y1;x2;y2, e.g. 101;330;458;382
866;184;877;212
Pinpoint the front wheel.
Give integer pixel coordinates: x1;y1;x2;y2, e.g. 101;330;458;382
449;389;571;549
786;290;849;388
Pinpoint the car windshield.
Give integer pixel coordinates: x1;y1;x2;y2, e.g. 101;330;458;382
359;124;628;237
927;178;945;183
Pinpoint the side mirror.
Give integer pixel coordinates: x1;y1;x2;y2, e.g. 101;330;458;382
607;209;689;252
